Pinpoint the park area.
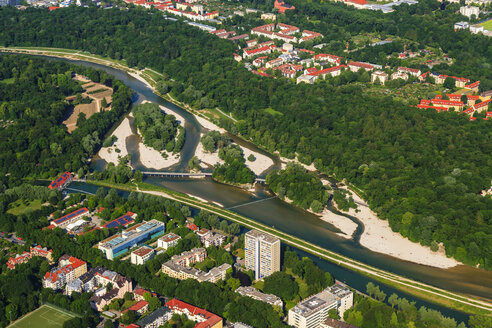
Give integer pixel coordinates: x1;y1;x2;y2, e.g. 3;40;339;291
8;304;77;328
479;18;492;31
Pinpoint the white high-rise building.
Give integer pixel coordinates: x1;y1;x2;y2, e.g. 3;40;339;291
244;230;280;280
460;6;479;18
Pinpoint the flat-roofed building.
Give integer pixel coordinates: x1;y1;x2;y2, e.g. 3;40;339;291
136;306;172;328
371;70;389;85
235;286;283;308
51;207;89;228
244;230;280;280
158;232;181;249
131;245;155;265
97;220;165;260
288;284;353;328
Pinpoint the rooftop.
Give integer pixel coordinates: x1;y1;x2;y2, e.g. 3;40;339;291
245;230;279;244
132;245;154;257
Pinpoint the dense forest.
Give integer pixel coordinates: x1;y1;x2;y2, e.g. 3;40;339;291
132;102;184;154
0;4;490;268
0;54;133;187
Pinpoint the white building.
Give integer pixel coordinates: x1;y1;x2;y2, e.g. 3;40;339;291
371;71;389;85
245;230;280;280
460;6;479;18
454;21;470;30
157;233;181;250
131;246;155;265
288;284;353;328
470;25;484;34
236;286;283;308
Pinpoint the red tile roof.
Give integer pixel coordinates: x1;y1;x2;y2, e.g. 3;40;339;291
123;300;148;313
465;81;480;89
48;172;72;189
307;65;346;77
165;299;222;328
348;61;373;69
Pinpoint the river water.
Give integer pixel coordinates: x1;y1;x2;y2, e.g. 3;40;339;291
33;55;492;322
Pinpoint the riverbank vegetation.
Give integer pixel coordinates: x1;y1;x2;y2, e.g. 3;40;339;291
0;6;490;268
132;102;184;155
344;283;471;328
200;131;255;184
266;163;329;213
0;54;132;188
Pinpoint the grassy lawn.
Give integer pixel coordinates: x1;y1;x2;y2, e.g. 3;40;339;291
8;304;77;328
7;199;43;216
0;78;15;84
286;268;310;299
264;107;283;116
479;19;492;31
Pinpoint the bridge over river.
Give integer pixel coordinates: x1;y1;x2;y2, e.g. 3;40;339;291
141;171;265;183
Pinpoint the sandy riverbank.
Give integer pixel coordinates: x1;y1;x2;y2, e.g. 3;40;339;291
97;117;132;165
339;187;460;268
137;142;180;170
280;156;316;171
240;146;274;176
318;208;358;239
195;115;226;133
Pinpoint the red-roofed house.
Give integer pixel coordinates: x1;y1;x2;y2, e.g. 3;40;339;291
186;222;198;231
133;288;157;302
274;0;295;13
398;66;421;77
313;53;342;65
165;299;223;328
131;246;155;265
348;61;374;72
465;81;480;92
344;0;367;8
7;245;53;270
243;45;272;59
265;58;284;68
43;257;87;290
308;65;346;78
49;6;60;11
123;300;149;316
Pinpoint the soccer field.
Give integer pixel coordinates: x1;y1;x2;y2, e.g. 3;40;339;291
479;19;492;31
8;304;76;328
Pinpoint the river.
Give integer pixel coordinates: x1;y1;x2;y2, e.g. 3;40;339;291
32;55;492;323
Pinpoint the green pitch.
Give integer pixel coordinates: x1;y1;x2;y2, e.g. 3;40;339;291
479;19;492;31
8;304;77;328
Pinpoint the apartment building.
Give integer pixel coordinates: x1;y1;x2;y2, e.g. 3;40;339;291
158;233;181;249
288;285;353;328
131;245;155;265
235;286;283;308
244;230;280;280
165;299;223;328
43;256;87;290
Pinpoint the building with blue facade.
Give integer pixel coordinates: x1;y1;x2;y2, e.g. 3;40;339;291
97;220;165;260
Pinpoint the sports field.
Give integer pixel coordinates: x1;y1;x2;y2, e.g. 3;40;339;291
8;304;76;328
479;19;492;31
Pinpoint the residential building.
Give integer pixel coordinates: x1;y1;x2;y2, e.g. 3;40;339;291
347;61;374;72
313;53;342;65
391;71;409;81
133;287;156;302
296;74;316;84
465;81;480;92
123;300;149;316
136;306;173;328
89;269;134;311
202;232;227;248
344;0;368;9
322;318;358;328
235;286;283;308
261;13;276;20
186;222;199;231
470;25;484;34
243;45;272;59
244;230;280;280
131;245;155;265
7;245;53;269
162;248;231;283
98;220;165;260
165;299;223;328
307;65;346;80
43;256;87;290
158;232;181;249
288;285;353;328
48;171;73;190
371;71;389;85
460;6;479;18
397;66;421;77
454;21;469;30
